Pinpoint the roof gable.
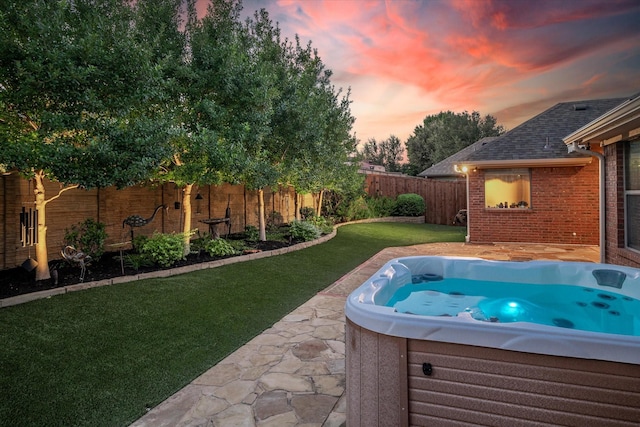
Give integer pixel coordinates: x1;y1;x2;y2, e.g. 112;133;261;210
418;137;497;177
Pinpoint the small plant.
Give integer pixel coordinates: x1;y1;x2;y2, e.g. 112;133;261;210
140;232;185;267
244;225;259;242
204;238;237;257
265;230;287;242
189;232;213;256
308;216;334;235
266;211;283;231
132;235;149;252
64;218;108;259
122;253;153;271
226;239;249;253
299;206;316;220
289;220;321;242
392;193;426;217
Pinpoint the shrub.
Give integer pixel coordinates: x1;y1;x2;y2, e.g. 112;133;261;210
308;216;334;235
204;238;237;257
226;239;249;252
131;235;148;252
63;218;107;259
289;220;321;242
189;232;212;255
140;232;185;267
244;225;259;241
392;193;426;217
345;196;373;221
266;211;283;231
366;196;396;217
299;206;316;220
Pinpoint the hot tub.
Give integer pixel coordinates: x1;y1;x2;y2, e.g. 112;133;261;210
345;256;640;426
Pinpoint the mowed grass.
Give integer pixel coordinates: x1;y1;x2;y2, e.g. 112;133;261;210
0;223;465;426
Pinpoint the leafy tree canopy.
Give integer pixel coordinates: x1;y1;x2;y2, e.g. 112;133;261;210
405;111;504;175
0;0;176;188
359;135;404;173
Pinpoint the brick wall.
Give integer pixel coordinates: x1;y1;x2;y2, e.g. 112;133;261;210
603;142;640;268
468;160;600;245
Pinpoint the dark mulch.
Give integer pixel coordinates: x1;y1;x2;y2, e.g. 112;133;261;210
0;239;293;299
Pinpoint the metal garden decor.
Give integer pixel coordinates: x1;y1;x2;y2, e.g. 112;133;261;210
20;205;38;272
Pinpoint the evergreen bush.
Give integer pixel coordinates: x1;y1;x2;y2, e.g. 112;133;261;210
392;193;426;217
345;196;373;221
366;196;396;217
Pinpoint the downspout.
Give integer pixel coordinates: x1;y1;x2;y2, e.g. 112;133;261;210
454;164;470;243
568;142;605;263
465;172;470;243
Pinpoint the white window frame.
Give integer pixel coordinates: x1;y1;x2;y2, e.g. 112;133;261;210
625;141;640;252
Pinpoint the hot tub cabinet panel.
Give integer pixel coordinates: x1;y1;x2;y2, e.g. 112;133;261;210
407;340;640;426
346;319;409;427
346;320;640;427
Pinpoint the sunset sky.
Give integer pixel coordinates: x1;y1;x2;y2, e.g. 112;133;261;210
197;0;640;145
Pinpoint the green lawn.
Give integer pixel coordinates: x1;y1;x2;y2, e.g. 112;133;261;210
0;222;464;427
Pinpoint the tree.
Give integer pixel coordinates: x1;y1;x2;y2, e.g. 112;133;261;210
263;30;357;224
237;11;355;239
156;0;274;254
360;135;404;172
0;0;174;280
288;65;358;217
405;111;505;175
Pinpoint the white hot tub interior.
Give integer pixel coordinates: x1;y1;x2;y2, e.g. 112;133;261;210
345;256;640;365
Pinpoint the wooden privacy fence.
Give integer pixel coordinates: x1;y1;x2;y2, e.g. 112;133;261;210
364;174;467;225
0;173;313;272
1;171;465;272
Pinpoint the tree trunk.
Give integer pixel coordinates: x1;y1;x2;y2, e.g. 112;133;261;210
294;192;300;221
258;188;266;241
182;183;193;256
316;189;324;217
33;172;50;281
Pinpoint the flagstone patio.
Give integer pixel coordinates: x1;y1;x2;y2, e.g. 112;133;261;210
130;242;599;427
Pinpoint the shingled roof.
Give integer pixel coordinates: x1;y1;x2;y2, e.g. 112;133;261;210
418;136;497;178
464;97;627;164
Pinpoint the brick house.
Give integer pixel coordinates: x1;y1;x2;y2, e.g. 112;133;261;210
454;96;629;259
563;92;640;268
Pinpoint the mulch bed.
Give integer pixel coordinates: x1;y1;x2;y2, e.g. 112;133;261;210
0;240;292;299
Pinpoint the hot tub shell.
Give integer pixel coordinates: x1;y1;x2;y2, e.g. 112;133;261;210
345;256;640;426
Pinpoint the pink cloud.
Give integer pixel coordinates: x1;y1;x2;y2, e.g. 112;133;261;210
199;0;640;141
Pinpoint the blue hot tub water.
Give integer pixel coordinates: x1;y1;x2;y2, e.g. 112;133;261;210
387;277;640;336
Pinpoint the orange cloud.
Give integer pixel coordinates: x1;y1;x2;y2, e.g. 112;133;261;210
202;0;640;141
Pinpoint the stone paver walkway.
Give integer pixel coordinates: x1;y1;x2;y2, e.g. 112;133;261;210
130;242;600;427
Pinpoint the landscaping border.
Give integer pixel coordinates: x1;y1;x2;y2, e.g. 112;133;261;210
0;217;425;308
